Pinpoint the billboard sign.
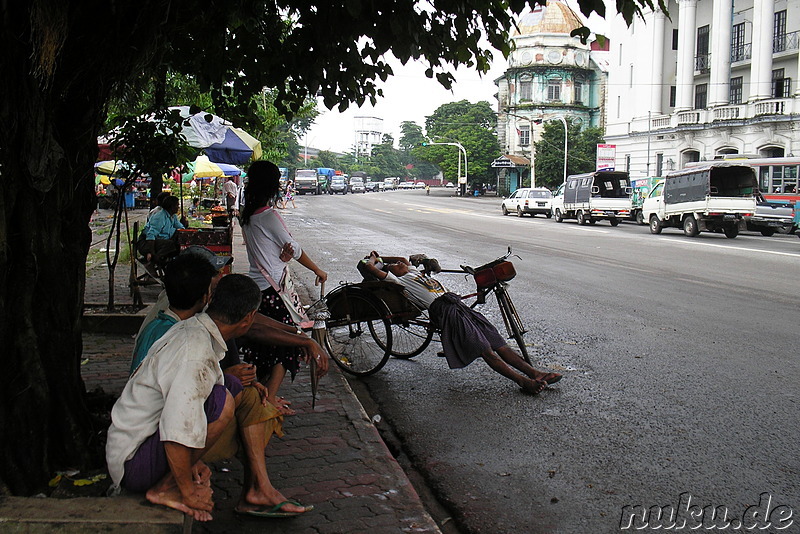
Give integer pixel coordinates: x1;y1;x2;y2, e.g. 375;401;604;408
596;144;616;171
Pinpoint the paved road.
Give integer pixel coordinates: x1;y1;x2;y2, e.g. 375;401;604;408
280;189;800;533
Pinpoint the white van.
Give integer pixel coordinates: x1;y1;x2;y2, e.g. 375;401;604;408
501;187;553;217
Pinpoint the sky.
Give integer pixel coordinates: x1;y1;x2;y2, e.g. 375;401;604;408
305;2;610;154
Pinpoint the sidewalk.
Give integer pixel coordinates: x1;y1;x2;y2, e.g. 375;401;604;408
78;212;443;533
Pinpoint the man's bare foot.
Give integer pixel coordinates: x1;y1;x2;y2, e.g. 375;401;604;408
520;379;547;396
146;484;214;522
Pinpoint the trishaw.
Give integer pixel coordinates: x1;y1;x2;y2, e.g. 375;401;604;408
321;249;530;376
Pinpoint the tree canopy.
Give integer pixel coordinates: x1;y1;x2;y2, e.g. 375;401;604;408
1;0;662;495
415;100;500;185
533;120;605;189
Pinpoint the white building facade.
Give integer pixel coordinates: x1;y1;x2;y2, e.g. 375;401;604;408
605;0;800;179
353;116;383;159
495;1;608;192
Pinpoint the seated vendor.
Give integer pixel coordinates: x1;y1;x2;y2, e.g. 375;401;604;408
359;252;562;396
137;195;187;265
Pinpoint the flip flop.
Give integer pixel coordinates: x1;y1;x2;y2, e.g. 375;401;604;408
235;500;314;518
539;372;562;385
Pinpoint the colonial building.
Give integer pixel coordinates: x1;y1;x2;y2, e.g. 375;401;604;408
494;1;608;193
605;0;800;179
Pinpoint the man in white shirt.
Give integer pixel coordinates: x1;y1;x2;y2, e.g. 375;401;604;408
106;274;312;521
223;176;238;217
361;252;561;396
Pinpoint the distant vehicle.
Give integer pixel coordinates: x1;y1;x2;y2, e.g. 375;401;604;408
414;182;426;189
745;192;794;236
552;171;632;226
329;177;348;194
349;177;366;193
643;162;758;238
365;180;379;192
316;168;336;194
295;169;319;195
630;177;661;225
399;181;415;189
445;182;455;188
383;178;397;190
377;182;387;191
501;187;553;217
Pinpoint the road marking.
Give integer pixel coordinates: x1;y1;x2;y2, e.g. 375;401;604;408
668;238;800;258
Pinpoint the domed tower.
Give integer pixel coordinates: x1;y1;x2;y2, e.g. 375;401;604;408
494;1;608;191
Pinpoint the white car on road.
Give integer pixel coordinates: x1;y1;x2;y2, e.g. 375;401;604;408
502;187;553;217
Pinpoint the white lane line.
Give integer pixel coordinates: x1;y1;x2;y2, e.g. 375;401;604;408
667;237;800;258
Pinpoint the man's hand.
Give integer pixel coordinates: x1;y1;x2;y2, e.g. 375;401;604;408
225;363;257;387
300;338;329;378
252;381;269;407
314;268;327;286
179;216;189;228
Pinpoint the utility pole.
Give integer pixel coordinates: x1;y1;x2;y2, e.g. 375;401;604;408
422;140;468;195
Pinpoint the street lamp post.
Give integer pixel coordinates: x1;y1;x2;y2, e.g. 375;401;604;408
422;141;468;194
537;116;568;184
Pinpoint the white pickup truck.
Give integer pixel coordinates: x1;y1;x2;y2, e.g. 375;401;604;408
552;171;632;226
643;162;758;238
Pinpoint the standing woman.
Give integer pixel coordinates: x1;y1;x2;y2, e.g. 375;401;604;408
284;180;297;209
238;161;327;414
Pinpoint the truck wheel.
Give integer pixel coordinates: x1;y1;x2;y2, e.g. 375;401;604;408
636;211;645;225
760;228;776;237
554;209;563;222
609;218;620;227
683;215;700;237
723;225;739;239
649;215;663;234
577;210;586;225
516;207;524;218
589;218;597;225
545;211;552;219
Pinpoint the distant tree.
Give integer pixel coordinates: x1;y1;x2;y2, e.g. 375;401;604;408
533;120;605;189
315;150;340;169
399;122;439;180
370;135;406;179
417;100;499;185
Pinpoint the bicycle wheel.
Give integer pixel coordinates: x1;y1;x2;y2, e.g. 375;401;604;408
324;290;392;376
370;310;434;359
495;287;531;364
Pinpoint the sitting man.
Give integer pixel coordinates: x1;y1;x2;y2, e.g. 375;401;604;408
137;195;187;266
107;274;313;521
360;252;561;395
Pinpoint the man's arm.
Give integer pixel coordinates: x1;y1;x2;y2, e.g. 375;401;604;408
163;442;214;512
241;317;329;376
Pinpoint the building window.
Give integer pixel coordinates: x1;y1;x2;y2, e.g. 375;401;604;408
656;154;664;177
669;86;677;107
617;96;621;118
618;44;623;66
574;81;583;104
672;29;679;50
731;23;747;62
547;78;561;101
694;83;707;109
773;10;787;52
695;25;709;73
629;64;633;88
772;69;791;98
625;154;631;172
729;77;743;104
518;125;530;147
519;77;532;101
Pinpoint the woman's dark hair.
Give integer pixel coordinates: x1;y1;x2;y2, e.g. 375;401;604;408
241;161;281;225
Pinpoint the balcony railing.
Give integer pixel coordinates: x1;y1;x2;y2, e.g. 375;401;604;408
651;116;671;129
731;44;751;63
754;99;787;116
677;111;702;125
713;105;743;121
694;54;710;74
773;31;799;53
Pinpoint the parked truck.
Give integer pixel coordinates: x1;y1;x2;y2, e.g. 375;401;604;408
294;169;318;194
316;168;336;195
642;162;758;238
630;176;661;225
552;170;632;226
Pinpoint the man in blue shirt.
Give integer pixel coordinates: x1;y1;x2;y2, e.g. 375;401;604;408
138;195;186;265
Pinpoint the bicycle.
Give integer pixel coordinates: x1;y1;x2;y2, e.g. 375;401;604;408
322;248;530;376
